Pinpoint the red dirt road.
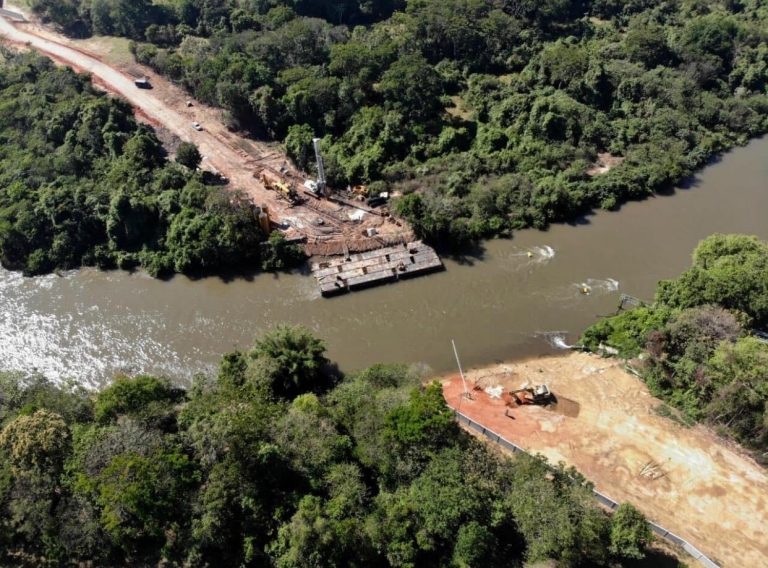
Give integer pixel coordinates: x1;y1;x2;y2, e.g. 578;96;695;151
442;353;768;568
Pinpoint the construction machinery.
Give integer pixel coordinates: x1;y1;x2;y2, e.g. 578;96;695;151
259;170;301;205
509;384;553;406
312;137;327;196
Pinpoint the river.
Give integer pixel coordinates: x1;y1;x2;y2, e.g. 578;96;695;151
1;139;767;387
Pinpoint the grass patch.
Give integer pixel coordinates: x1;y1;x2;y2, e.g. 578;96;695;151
445;95;472;120
73;35;135;67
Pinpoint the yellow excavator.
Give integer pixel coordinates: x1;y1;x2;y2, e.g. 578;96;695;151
508;384;553;406
259;170;301;205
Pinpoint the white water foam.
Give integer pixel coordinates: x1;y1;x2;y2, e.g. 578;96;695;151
535;331;573;349
533;245;556;259
576;278;620;295
505;245;556;272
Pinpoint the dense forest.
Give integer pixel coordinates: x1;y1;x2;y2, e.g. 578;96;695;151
0;325;659;566
29;0;768;243
583;234;768;461
0;51;302;276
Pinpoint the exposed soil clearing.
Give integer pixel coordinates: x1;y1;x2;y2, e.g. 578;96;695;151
0;7;412;256
587;152;625;176
441;352;768;568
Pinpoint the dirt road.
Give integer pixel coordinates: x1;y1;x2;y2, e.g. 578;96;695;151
442;353;768;568
0;13;263;192
0;9;412;256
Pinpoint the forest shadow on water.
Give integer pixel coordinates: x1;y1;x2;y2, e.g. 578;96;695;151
434;239;488;266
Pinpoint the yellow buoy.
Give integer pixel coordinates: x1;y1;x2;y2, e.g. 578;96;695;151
527;251;534;258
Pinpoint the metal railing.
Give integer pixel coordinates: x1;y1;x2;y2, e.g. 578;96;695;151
452;409;720;568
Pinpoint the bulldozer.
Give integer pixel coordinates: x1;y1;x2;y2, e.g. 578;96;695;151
258;170;302;205
508;384;553;406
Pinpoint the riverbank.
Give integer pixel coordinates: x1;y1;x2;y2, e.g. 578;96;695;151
2;134;768;386
440;351;768;568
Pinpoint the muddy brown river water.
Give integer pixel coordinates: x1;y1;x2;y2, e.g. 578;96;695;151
1;139;767;387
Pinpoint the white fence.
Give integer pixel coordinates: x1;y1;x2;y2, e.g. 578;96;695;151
452;409;720;568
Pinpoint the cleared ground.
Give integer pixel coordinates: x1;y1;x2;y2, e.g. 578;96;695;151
442;352;768;568
0;5;412;256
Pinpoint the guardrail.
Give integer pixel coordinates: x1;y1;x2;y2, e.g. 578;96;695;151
0;8;27;22
452;409;720;568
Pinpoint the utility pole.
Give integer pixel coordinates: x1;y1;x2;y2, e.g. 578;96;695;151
452;339;472;410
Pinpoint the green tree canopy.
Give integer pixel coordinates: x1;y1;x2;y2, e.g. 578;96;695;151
0;409;69;472
609;503;652;560
94;375;182;423
175;141;202;169
657;234;768;327
251;325;330;399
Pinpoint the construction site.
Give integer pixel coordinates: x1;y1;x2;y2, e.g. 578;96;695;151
441;353;768;568
249;139;417;259
0;5;427;294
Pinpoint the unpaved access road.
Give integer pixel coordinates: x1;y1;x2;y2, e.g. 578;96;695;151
442;352;768;568
0;10;411;255
0;13;267;200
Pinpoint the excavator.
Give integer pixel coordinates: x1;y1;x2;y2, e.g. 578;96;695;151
508;384;553;406
258;170;302;205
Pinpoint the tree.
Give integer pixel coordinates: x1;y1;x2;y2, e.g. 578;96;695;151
251;325;329;399
385;382;457;448
679;15;739;64
624;22;672;68
95;447;198;550
609;503;652;560
273;494;374;568
505;456;610;564
261;231;306;271
452;521;495;568
0;54;265;279
285;124;316;172
703;337;768;449
380;382;459;484
29;0;88;35
175;141;202;169
377;54;444;122
0;410;69;473
272;395;352;482
90;0;156;39
94;375;181;423
0;327;659;565
656;234;768;326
